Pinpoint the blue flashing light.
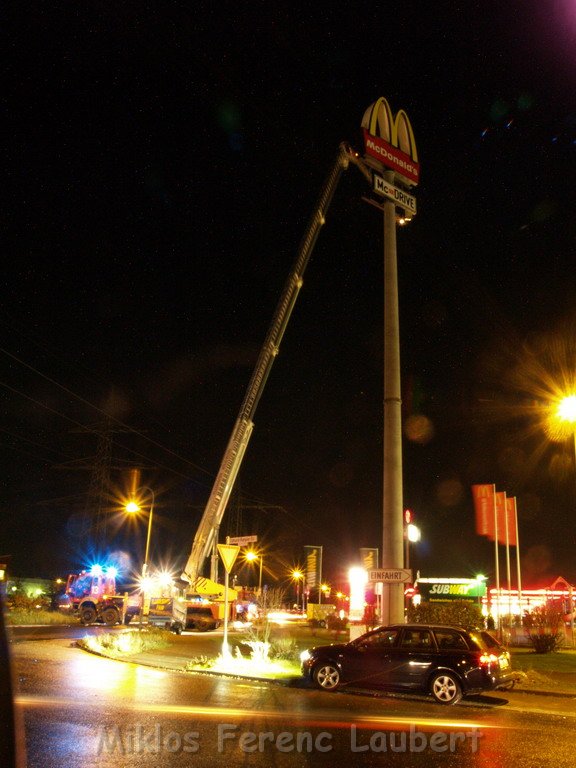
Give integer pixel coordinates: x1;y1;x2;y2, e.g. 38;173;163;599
90;565;103;576
106;566;118;579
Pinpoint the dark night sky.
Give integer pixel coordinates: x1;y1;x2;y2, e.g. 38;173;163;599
3;3;576;590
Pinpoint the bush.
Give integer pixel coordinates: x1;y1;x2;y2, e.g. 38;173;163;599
406;600;483;629
523;605;564;653
269;637;299;661
326;613;347;633
9;594;51;611
6;608;71;625
77;626;171;656
527;632;563;654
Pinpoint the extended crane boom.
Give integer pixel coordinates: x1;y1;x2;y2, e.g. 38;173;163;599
183;142;368;586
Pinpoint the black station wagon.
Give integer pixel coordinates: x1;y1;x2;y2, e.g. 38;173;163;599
301;623;515;705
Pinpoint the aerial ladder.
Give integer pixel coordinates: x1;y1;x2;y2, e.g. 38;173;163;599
182;142;371;589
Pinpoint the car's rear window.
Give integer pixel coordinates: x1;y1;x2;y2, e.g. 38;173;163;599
433;629;469;650
467;630;503;651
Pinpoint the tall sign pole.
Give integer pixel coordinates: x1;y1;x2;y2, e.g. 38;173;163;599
361;98;419;624
382;167;404;624
217;539;240;658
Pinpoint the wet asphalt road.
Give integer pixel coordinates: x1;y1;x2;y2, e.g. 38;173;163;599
9;626;576;767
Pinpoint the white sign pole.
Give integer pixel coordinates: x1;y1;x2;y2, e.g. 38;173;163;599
222;566;230;658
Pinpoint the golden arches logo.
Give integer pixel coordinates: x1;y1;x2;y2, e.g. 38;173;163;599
361;97;420;185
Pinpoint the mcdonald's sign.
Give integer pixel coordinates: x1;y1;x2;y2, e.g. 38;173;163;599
361;97;420;185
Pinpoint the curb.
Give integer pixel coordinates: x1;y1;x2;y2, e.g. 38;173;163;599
80;646;576;699
513;687;576;699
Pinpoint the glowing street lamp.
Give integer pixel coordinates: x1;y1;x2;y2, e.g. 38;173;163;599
348;567;368;634
291;569;304;611
475;573;487;609
125;487;155;629
245;550;263;595
404;512;420;570
557;394;576;465
319;583;330;604
125;488;155;581
557;395;576;423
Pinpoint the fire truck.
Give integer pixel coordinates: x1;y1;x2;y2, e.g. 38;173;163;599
58;565;140;626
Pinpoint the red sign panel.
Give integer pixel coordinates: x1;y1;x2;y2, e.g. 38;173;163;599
363;129;420;185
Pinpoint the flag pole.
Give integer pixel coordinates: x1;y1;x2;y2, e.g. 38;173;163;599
504;495;512;629
513;497;522;627
493;485;500;635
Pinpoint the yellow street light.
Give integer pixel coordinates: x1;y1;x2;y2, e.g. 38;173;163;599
558;395;576;423
291;569;304;611
125;487;156;629
319;583;330;604
125;489;155;580
245;550;263;595
556;394;576;472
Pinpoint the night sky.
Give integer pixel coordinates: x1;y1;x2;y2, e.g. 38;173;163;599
3;3;576;591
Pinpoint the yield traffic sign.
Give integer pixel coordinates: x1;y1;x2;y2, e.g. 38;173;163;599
217;543;240;573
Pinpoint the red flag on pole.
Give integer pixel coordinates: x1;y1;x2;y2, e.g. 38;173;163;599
471;484;496;538
505;496;518;546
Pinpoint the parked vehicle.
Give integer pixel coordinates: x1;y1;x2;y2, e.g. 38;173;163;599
306;603;336;629
301;623;516;705
58;566;140;626
186;604;221;631
147;596;187;634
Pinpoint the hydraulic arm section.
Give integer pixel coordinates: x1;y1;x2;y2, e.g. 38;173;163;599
182;142;370;586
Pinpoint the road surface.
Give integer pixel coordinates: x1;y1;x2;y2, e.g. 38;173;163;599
9;629;576;767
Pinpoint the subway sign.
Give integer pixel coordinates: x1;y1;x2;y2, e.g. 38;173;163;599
416;579;486;603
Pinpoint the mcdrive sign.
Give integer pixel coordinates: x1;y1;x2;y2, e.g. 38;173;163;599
361;97;420;186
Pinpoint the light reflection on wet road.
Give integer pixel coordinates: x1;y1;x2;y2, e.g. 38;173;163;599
11;637;576;767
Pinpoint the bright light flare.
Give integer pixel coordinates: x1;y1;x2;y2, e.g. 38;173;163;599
407;523;421;542
207;650;298;678
125;501;140;513
156;571;174;587
348;566;368;622
557;395;576;424
139;576;155;593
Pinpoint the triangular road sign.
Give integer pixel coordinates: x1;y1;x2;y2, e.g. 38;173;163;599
217;543;240;574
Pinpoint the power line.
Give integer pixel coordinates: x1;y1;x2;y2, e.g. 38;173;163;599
0;346;214;477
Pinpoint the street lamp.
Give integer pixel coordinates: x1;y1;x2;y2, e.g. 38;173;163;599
291;570;303;611
245;550;263;595
405;522;420;570
475;573;487;611
319;583;330;604
557;394;576;465
125;486;155;629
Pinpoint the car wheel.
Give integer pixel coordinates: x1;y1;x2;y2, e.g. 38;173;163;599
79;606;97;625
313;662;341;691
429;672;462;705
102;607;120;626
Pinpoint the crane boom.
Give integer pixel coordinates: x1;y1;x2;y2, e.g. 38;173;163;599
183;142;364;586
